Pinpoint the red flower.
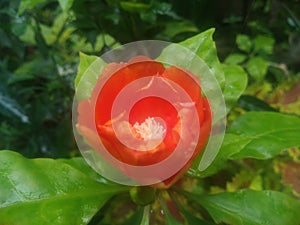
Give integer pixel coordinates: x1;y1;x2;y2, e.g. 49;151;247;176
77;56;212;188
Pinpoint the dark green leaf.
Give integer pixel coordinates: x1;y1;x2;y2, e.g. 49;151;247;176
188;189;300;225
161;21;199;38
238;95;277;112
122;206;151;225
0;150;127;225
223;64;248;112
0;91;29;123
18;0;48;14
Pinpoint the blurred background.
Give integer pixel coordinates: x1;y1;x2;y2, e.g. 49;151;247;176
0;0;299;158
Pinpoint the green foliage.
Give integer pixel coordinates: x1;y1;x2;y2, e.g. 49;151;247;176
0;150;127;225
1;0;300;224
189;112;300;178
186;189;300;225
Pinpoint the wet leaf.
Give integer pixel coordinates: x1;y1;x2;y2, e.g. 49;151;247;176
0;150;127;225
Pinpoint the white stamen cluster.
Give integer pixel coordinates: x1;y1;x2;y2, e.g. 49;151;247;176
133;117;166;141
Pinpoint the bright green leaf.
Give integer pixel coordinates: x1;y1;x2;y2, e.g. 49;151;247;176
236;34;252;53
179;28;225;88
253;35;275;55
75;52;107;100
58;0;74;11
189;189;300;225
229;112;300;159
224;53;247;65
120;2;150;13
223;64;248;112
246;56;268;81
0;150;127;225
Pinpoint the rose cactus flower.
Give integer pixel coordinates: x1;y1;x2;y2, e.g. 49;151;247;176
77;56;212;188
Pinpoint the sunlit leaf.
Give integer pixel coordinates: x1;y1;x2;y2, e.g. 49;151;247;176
0;150;127;225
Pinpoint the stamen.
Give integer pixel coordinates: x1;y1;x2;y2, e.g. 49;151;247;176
133;117;166;141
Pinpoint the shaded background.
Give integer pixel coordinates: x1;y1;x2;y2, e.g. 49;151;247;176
0;0;299;158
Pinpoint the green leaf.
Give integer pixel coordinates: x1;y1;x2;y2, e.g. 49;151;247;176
120;2;150;13
253;35;275;55
229;112;300;159
223;64;248;112
236;34;252;53
238;95;277;112
58;0;74;11
246;56;268;81
188;189;300;225
122;206;150;225
18;0;48;14
0;150;127;225
224;53;247;65
75;52;107;100
189;112;300;177
179;28;225;88
188;133;251;178
161;21;199;38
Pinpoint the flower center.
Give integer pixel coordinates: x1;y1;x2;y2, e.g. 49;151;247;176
133;117;166;141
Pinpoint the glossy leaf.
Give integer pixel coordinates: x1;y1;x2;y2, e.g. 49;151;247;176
179;28;225;88
229;112;300;159
223;64;248;112
188;189;300;225
0;150;127;225
189;112;300;177
75;52;107;100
